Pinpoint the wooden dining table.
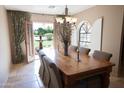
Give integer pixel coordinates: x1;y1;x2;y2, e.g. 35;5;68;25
42;48;115;88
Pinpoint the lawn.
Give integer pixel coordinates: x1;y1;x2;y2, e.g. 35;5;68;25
34;40;53;48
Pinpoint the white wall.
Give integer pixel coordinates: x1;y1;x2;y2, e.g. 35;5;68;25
31;13;54;23
89;18;103;54
0;6;11;87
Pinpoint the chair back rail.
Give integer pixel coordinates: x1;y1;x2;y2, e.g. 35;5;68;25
93;50;112;61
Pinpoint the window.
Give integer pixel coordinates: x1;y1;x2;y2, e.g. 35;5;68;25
79;21;92;48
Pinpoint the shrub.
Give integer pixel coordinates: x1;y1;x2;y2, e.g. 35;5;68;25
45;33;53;40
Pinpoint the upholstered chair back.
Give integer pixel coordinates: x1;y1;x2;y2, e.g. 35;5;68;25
39;50;46;59
79;47;91;55
68;45;78;58
68;45;78;52
38;50;46;80
43;56;63;88
35;47;40;52
93;50;112;61
42;56;51;88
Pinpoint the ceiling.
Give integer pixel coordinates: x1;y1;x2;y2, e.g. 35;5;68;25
4;5;95;15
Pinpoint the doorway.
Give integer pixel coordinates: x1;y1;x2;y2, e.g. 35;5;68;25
33;22;54;55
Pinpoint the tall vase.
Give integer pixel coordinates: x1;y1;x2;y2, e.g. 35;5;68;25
64;42;68;56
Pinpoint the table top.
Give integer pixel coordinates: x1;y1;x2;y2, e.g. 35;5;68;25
42;48;115;76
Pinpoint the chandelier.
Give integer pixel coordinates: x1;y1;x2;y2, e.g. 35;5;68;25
56;5;77;24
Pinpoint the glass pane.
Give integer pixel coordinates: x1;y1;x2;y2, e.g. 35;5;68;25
79;21;92;48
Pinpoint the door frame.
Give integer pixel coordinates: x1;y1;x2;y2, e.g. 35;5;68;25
25;21;35;63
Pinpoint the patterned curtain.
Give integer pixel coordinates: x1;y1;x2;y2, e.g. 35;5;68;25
8;11;30;64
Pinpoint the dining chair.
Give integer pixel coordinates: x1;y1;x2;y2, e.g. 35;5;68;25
43;56;63;88
79;47;91;55
38;50;46;82
35;47;40;52
39;50;46;58
68;45;78;58
41;56;51;88
93;50;112;61
68;45;78;52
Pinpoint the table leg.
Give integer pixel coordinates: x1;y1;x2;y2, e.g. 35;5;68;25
101;72;110;88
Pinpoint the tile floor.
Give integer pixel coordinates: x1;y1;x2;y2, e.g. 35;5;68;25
109;76;124;88
4;55;124;88
4;55;44;88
